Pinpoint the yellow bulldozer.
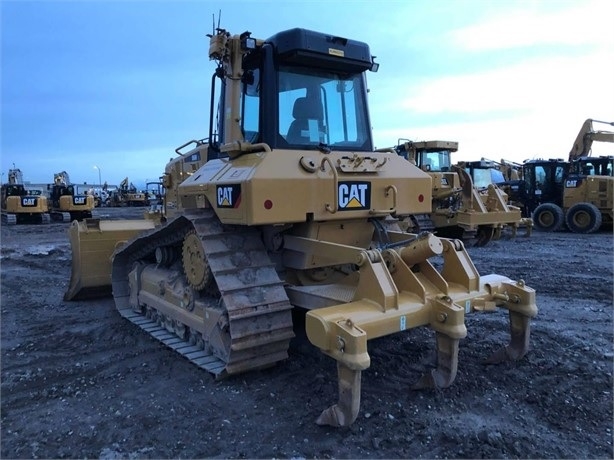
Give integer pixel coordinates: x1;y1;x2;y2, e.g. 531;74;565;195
47;171;95;222
65;26;537;427
395;140;531;246
1;168;50;225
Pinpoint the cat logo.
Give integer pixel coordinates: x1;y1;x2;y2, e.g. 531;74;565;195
74;196;86;205
338;181;371;211
216;184;241;208
22;197;37;207
565;179;580;188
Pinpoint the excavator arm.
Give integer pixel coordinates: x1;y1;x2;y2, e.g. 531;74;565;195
7;169;23;185
568;119;614;160
54;171;70;186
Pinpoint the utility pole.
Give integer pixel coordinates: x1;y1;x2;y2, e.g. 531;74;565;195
94;165;102;190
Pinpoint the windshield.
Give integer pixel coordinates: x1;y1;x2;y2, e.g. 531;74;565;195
278;66;371;150
471;168;504;188
419;150;452;172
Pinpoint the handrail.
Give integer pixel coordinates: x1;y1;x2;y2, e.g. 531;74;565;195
369;185;397;215
321;156;338;214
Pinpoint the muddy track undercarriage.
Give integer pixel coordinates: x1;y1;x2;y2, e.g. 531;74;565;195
1;212;50;225
50;211;71;223
111;209;295;378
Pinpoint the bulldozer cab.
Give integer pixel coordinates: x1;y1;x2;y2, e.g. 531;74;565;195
459;160;506;189
206;28;379;157
394;140;460;201
410;141;456;173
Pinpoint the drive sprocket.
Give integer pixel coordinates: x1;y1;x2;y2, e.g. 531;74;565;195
182;230;212;291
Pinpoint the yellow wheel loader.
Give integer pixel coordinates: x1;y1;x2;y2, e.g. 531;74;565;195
66;27;537;427
1;168;50;225
395;140;530;246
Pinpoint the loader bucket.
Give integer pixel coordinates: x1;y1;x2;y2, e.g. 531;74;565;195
64;218;156;301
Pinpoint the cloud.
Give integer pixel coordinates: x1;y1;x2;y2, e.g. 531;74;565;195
449;0;614;51
373;111;613;165
398;51;614;116
371;0;614;164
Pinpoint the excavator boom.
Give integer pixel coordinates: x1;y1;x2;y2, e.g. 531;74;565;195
569;118;614;160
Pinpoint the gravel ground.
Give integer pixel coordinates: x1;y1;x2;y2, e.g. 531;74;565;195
1;208;612;459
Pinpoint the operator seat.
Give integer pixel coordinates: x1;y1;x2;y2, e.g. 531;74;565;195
286;97;324;144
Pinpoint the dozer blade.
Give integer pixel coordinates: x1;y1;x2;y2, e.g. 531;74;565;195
64;218;156;301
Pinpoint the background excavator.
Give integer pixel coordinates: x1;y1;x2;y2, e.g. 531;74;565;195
65;26;537;427
1;168;50;225
502;119;613;233
47;171;95;222
395;140;531;246
108;177;148;207
568;119;614;160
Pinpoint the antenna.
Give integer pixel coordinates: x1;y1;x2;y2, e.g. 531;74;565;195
217;9;221;29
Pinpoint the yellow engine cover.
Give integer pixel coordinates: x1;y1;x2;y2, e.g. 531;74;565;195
179;149;433;225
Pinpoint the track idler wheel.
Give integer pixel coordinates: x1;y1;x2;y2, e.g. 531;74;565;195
316;362;361;427
182;231;213;291
483;310;531;364
412;332;460;390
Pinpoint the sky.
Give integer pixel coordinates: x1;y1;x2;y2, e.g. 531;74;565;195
1;0;613;187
